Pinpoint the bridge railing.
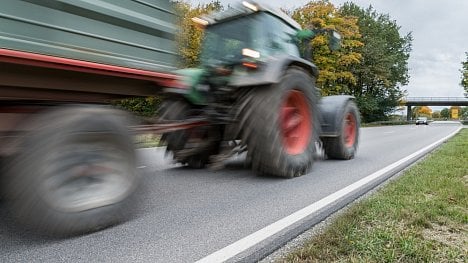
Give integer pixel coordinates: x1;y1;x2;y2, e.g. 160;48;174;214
405;97;468;102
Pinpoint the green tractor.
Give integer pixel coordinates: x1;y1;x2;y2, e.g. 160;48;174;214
160;1;360;178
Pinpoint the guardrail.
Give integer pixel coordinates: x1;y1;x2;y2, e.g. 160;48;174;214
404;97;468;102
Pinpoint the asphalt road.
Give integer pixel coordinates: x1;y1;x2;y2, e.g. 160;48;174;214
0;123;462;262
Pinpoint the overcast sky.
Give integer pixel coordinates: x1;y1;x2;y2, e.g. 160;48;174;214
192;0;468;99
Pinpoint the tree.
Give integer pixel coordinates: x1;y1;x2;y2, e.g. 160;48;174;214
340;3;412;123
114;96;164;117
440;108;449;119
411;106;431;119
461;52;468;96
460;106;468;119
432;111;441;119
175;1;223;67
291;1;363;95
418;106;432;116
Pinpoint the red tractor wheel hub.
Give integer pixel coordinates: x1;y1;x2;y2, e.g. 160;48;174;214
280;90;312;155
344;113;356;147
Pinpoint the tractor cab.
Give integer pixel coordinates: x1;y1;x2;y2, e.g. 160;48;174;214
193;1;302;71
193;1;341;71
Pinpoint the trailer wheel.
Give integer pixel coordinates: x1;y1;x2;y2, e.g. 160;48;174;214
5;107;138;236
323;101;360;159
238;67;318;178
159;100;220;168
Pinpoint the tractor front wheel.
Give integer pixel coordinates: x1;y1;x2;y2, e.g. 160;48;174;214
159;100;220;168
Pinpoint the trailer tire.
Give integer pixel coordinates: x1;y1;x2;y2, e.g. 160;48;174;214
159;100;220;168
5;106;138;236
322;100;360;160
238;67;319;178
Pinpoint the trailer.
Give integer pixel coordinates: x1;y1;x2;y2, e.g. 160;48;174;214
0;0;181;236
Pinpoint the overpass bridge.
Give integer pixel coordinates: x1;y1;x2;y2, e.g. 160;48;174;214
401;97;468;120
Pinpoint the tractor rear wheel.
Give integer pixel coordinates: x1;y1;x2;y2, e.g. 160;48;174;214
322;100;360;159
238;68;318;178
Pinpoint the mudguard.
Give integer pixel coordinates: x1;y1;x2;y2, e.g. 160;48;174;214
319;95;356;137
229;55;319;87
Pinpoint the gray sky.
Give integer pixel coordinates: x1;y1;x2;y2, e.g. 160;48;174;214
192;0;468;99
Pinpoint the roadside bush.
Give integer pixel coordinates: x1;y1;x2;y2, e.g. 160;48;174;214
114;96;163;117
363;120;411;127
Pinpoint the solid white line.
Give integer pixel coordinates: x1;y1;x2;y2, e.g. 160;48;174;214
195;126;462;263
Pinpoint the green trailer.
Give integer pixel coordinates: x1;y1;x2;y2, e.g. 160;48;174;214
0;0;180;236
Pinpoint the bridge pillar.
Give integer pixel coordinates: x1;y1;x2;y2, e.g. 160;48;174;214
407;106;412;121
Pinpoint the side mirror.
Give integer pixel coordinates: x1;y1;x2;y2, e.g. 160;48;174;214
328;30;341;51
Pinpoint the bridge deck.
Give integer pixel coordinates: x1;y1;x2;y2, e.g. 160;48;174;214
403;97;468;106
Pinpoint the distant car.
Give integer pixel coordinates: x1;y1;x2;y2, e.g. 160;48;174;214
415;117;428;125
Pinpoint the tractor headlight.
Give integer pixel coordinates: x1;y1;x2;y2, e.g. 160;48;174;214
242;48;260;59
242;1;258;12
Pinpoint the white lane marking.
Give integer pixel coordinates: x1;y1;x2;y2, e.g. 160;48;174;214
383;131;395;134
195;126;462;263
137;166;147;169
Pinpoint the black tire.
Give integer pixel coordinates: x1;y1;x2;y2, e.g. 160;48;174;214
159;100;192;154
322;100;360;160
159;100;220;168
237;67;319;178
5;106;138;236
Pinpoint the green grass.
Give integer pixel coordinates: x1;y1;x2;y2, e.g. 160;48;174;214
362;121;412;127
280;129;468;263
134;134;161;148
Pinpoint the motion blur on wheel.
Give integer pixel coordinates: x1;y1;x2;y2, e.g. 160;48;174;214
160;1;361;178
3;107;139;236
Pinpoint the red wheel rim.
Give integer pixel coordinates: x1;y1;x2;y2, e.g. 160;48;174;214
280;90;312;155
344;113;356;147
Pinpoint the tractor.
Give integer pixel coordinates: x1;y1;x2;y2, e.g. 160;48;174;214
160;1;360;178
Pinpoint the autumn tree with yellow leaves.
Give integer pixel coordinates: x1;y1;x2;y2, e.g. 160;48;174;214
291;1;363;96
175;0;223;67
411;106;432;119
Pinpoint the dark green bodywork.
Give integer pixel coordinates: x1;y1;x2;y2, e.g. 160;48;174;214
0;0;178;72
175;68;206;104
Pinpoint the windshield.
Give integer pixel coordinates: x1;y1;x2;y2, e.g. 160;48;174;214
200;17;254;66
200;13;300;66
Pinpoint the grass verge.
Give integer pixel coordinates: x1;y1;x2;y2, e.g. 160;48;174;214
134;134;161;148
281;129;468;262
362;121;412;127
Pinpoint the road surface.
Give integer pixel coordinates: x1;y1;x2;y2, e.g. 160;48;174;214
0;123;462;262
